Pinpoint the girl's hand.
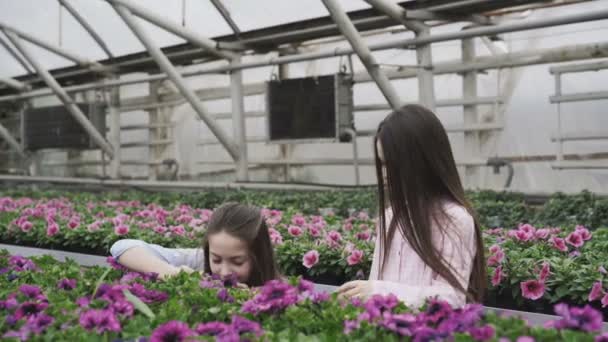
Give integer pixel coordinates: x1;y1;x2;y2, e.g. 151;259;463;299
235;282;249;289
337;280;373;300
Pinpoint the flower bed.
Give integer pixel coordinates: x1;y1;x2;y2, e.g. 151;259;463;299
1;251;606;341
1;196;608;319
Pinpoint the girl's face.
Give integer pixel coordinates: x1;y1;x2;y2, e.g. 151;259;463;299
208;231;253;283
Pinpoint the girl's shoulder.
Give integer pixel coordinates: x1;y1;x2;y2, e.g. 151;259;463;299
439;201;475;235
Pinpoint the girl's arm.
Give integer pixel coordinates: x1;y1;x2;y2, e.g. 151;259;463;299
110;239;202;278
370;206;476;308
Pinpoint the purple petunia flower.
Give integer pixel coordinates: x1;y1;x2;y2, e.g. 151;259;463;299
111;300;135;318
57;278;77;291
468;325;495;341
149;321;194;342
9;256;37;272
130;283;168;304
231;316;263;336
79;309;121;334
18;285;45;301
380;312;417;336
217;288;234;303
241;280;299;315
25;313;54;334
14;302;48;320
195;321;230;336
551;303;603;333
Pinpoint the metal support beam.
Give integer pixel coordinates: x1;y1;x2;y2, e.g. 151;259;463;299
0;23;104;70
462;37;480;188
107;0;236;60
58;0;114;58
0;122;26;158
0;34;33;74
0;78;28;91
4;30;115;158
322;0;402;109
363;0;435;110
209;0;241;37
107;78;121;178
230;55;248;181
4;12;608;103
113;4;239;161
362;0;426;32
550;60;608;74
414;26;436;111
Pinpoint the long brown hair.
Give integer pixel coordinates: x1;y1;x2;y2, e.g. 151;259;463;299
202;202;280;287
374;104;486;302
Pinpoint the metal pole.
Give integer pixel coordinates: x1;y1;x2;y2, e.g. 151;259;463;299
230;55;248;182
363;0;435;110
107;0;236;60
344;128;360;186
321;0;403;109
210;0;241;37
362;0;426;32
112;4;239;161
415;26;436;111
3;10;608;103
462;37;480;189
0;123;27;158
4;30;115;158
0;34;34;74
0;23;104;70
0;78;28;91
58;0;114;58
107;78;121;178
555;73;564;163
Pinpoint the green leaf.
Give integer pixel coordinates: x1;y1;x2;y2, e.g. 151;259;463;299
123;289;156;320
91;267;112;299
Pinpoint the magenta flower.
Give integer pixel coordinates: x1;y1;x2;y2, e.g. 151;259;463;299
231;315;263;336
513;230;534;242
519;224;536;234
129;283;168;304
14;302;49;320
76;296;90;308
217;288;234;303
343;320;360;334
46;222;59;237
326;231;342;244
575;225;593;241
595;333;608;342
491;266;503;286
241;280;299;315
539;262;551;283
111;300;134;317
565;231;584;248
550;237;568;252
380;312;417;336
19;221;33;232
308;226;322;238
150;321;194;342
552;303;603;332
534;228;551;240
521;280;545;300
358;212;369;220
195;321;230;336
602;293;608;308
468;325;495;341
291;215;306;226
347;249;364;266
154;226;168;234
356;231;371;241
0;296;18;310
68;218;80;229
114;224;129;236
303;250;319;269
487;250;505;267
19;284;45;301
57;278;77;291
25;313;54;334
343;222;353;231
170;225;186;236
288;225;303;237
588;282;604;302
516;337;535;342
79;309;121;333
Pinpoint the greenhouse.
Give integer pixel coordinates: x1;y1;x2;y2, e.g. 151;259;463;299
0;0;608;340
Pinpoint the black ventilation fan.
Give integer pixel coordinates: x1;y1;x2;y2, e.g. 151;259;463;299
23;103;106;151
266;73;353;143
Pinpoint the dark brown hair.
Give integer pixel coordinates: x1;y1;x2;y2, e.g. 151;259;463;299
202;202;280;287
374;104;486;302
